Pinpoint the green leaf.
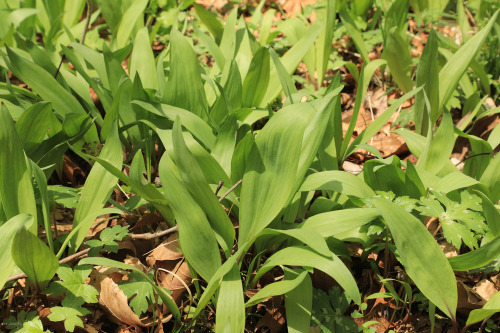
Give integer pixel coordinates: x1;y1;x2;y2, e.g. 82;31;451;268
44;264;98;304
0;214;34;290
70;122;123;252
158;154;221;281
418;109;455;174
300;171;375;199
246;270;308;307
466;291;500;326
15;102;52;155
414;29;439;134
448;235;500;271
172;119;234;254
480;152;500;203
130;27;158;90
254;246;361;305
5;47;87;119
48;297;91;332
12;227;59;290
238;104;307;245
113;0;148;50
242;46;270;107
163;28;208;120
372;197;457;319
384;27;413;93
216;263;245;333
301;208;380;237
269;48;298;104
285;268;313;333
118;271;158;316
193;3;223;43
0;105;37;233
438;10;500;114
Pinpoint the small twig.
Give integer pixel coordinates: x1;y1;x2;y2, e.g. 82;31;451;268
215;181;224;195
219;179;242;202
80;0;92;45
53;54;65;79
129;225;178;240
5;248;90;284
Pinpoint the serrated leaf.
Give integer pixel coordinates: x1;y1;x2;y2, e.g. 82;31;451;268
44;264;98;304
118;271;157;316
48;297;91;332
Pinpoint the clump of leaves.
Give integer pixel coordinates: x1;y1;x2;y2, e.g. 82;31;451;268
310;286;358;332
416;191;486;249
85;225;129;256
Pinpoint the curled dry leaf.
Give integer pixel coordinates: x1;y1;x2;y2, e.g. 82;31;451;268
157;259;192;305
124;255;149;274
457;280;486;314
146;233;183;266
474;279;498;302
99;277;147;327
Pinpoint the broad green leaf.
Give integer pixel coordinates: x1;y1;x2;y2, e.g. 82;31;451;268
29;160;53;251
414;29;439;134
384;27;413;93
12;227;59;290
15;102;52;155
216;264;244;333
372;197;457;319
438;10;499;114
172;120;234;253
285;268;313;333
78;256;180;320
159;154;221;281
257;228;331;257
480;152;500;203
448;235;500;271
254;246;361;305
300;171;375;199
316;0;337;85
238;105;307;245
211;115;238;175
70;122;122;252
242;46;270;107
133;101;216;150
5;47;87;118
246;270;308;307
193;3;223;43
0;105;37;233
466;291;500;326
113;0;148;49
269;48;297;104
0;214;34;290
474;191;500;237
163;28;208;120
433;173;479;193
301;208;380;237
418;109;455;174
130;27;158;90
